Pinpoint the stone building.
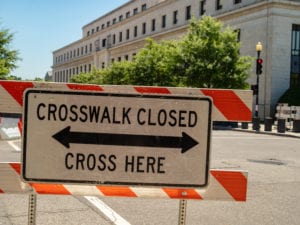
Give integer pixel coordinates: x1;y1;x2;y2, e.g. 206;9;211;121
52;0;300;117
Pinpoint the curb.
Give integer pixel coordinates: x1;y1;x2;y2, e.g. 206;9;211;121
232;128;300;139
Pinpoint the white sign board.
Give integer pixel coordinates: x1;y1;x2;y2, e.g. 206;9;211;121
22;89;212;188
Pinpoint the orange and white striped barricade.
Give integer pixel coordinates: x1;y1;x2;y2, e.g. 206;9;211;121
0;80;251;224
0;162;247;201
0;80;252;122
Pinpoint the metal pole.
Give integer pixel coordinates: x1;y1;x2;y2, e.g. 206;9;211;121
255;50;261;119
28;194;37;225
178;199;187;225
253;47;261;131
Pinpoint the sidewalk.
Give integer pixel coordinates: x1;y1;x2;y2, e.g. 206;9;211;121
233;123;300;139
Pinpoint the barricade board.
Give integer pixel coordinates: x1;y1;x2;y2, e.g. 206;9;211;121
0;162;248;201
0;81;252;122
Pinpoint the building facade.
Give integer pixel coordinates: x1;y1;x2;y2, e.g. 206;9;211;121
52;0;300;118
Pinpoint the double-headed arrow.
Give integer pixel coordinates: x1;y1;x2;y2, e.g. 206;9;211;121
52;126;198;154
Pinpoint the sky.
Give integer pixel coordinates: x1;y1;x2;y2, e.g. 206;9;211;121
0;0;129;80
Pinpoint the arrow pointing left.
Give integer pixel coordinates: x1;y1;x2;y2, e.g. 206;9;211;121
52;126;199;154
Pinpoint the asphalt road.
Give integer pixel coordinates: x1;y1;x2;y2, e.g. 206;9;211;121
1;130;300;225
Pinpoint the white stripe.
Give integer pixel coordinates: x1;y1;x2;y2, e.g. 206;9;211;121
84;196;131;225
8;140;21;151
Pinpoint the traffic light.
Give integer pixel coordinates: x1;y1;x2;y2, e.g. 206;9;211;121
256;58;263;75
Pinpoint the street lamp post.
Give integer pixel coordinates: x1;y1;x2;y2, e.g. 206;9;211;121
253;42;263;131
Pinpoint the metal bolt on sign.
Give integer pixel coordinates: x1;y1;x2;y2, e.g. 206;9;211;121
28;194;37;225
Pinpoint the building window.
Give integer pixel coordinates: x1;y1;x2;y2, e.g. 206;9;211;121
102;39;106;47
107;21;110;27
125;55;129;60
101;24;105;29
291;24;300;87
173;10;178;24
112;34;116;44
81;47;83;55
85;45;88;54
113;18;117;24
186;5;191;20
200;0;206;16
141;4;147;11
90;43;92;52
134;26;138;37
126;29;130;40
91;29;94;34
142;22;146;35
216;0;222;10
234;0;242;4
118;57;121;62
119;31;123;42
162;15;166;28
96;26;99;32
87;31;90;36
152;19;156;32
126;11;130;18
119;15;123;22
133;8;138;15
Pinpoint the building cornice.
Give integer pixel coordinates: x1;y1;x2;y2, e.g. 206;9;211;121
216;0;300;22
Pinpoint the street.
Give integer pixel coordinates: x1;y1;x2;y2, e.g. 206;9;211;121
1;130;300;225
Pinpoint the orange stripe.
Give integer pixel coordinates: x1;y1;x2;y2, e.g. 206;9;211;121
9;163;21;175
30;183;71;195
67;83;103;91
211;170;247;201
97;186;137;197
201;89;251;121
162;188;202;199
18;119;23;135
134;86;171;94
0;81;34;106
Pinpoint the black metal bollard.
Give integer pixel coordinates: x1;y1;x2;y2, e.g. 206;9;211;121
293;120;300;132
241;122;248;129
264;117;273;132
277;118;286;133
252;117;260;131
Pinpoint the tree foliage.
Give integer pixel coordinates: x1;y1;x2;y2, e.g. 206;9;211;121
71;16;252;89
179;16;252;88
0;26;20;79
130;38;181;86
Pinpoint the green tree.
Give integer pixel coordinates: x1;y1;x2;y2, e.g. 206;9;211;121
178;16;252;88
70;67;102;84
0;26;20;79
130;38;180;86
101;60;133;85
